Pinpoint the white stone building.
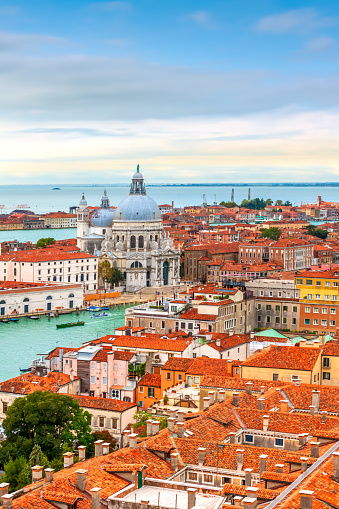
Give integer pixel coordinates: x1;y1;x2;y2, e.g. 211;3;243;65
77;166;181;292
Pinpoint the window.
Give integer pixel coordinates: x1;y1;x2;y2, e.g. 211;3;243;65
161;321;165;329
103;377;107;385
333;282;338;287
114;378;117;385
193;376;200;384
90;376;95;384
283;306;288;312
291;375;299;382
275;438;284;447
316;281;321;286
139;401;143;407
188;472;198;481
292;318;297;325
266;304;271;311
323;357;330;368
258;315;261;322
103;363;107;370
275;305;280;311
257;304;261;310
178;374;182;381
266;316;271;323
333;295;338;301
325;281;330;287
130;235;136;248
3;402;8;413
149;321;153;328
305;318;310;325
323;372;331;380
305;279;312;285
245;434;254;443
112;418;118;429
139;386;144;393
324;294;330;300
273;374;279;381
293;306;297;312
112;389;120;399
314;307;319;313
321;319;327;326
114;363;117;370
305;307;311;313
282;317;287;324
307;294;312;300
296;279;303;284
330;320;335;326
148;387;155;398
203;474;213;484
275;317;280;323
315;294;321;300
313;319;319;325
99;417;104;427
166;372;171;380
330;308;336;314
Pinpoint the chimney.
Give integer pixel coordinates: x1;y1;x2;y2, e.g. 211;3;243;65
129;433;138;449
45;468;54;483
91;487;101;509
63;452;74;468
198;447;206;466
280;400;289;413
299;490;314;509
217;389;226;403
259;454;267;474
187;488;197;509
177;411;184;423
250;332;255;339
168;417;176;433
263;415;269;431
229;432;236;445
242;498;257;509
258;397;265;411
246;382;253;395
275;464;284;473
321;411;327;424
94;440;104;457
234;496;243;506
31;465;43;483
146;419;153;436
151;421;160;436
312;390;320;412
310;442;320;458
233;392;239;407
203;397;210;410
332;451;339;480
300;457;308;472
246;487;258;500
208;391;215;405
70;369;74;382
78;445;86;461
177;422;184;438
170;452;179;471
1;494;13;509
237;449;244;471
229;330;234;336
0;484;9;500
309;405;316;416
216;339;221;347
244;468;253;486
76;469;87;491
227;359;233;375
260;386;265;395
102;443;110;455
170;409;177;419
123;430;130;447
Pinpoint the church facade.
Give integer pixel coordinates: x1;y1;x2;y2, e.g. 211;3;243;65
76;167;181;292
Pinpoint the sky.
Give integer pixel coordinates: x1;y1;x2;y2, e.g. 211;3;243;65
1;0;339;184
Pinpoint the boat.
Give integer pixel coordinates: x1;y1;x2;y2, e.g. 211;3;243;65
0;318;9;323
27;315;40;320
56;321;85;329
91;313;108;318
9;318;19;322
86;306;99;311
100;306;110;310
20;367;31;373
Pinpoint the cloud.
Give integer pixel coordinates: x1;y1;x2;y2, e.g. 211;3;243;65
87;2;131;12
0;31;66;52
304;36;336;52
182;11;213;28
255;8;336;34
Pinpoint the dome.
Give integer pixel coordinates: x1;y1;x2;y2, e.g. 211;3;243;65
79;193;87;207
90;207;115;227
114;194;161;221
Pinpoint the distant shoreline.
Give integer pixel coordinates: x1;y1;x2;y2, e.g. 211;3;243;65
1;183;339;188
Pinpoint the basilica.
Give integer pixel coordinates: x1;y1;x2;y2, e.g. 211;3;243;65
76;166;181;291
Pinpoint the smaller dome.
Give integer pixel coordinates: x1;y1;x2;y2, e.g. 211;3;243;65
79;193;87;206
90;207;115;228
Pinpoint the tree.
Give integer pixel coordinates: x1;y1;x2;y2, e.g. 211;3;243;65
284;200;292;206
110;268;124;286
0;392;93;465
133;411;168;437
220;201;237;208
265;198;273;206
275;200;283;206
36;237;56;249
98;261;112;283
260;227;281;241
1;456;28;492
240;198;266;210
87;430;116;457
304;225;328;239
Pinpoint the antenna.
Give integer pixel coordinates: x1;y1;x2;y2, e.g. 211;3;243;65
231;188;234;203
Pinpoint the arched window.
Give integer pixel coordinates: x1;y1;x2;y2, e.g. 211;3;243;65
155;235;158;242
46;296;52;300
116;235;119;243
138;236;144;248
68;293;74;298
130;235;136;248
0;300;5;304
150;235;153;241
23;298;29;302
131;261;143;268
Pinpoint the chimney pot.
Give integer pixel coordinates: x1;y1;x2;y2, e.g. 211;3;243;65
260;386;265;395
217;389;226;403
168;417;176;433
76;469;87;491
246;382;253;395
203;396;210;410
0;484;9;499
300;457;308;472
198;447;206;465
129;433;138;449
123;430;130;447
1;494;13;509
187;488;197;509
242;497;257;509
280;399;289;413
177;422;184;438
63;452;74;468
310;442;320;458
246;487;258;499
151;420;160;436
309;405;316;416
102;442;110;455
244;468;253;486
322;411;327;424
258;397;265;411
233;392;239;407
31;465;43;483
263;415;269;431
229;432;236;444
94;440;104;457
45;468;55;483
275;463;284;473
236;449;244;471
78;445;86;461
332;451;339;480
177;411;184;422
90;487;102;509
208;391;215;405
312;390;320;411
259;454;267;474
170;452;179;471
299;490;314;509
146;419;153;436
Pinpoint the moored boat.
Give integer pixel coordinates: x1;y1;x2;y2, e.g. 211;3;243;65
56;321;85;329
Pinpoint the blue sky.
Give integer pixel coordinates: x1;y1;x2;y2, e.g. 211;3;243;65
1;0;339;183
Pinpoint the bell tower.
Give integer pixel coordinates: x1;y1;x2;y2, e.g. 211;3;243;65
77;193;89;247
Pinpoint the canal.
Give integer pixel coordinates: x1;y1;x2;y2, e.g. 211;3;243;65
0;307;125;382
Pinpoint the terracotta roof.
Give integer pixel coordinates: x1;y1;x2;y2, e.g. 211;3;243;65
0;372;77;395
113;350;135;361
180;308;217;321
186;357;233;376
110;335;190;352
71;395;136;412
241;345;321;371
162;357;195;372
139;373;161;388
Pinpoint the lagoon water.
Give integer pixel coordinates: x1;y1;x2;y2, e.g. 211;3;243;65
0;308;125;382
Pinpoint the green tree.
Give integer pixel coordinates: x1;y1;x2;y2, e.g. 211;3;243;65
275;200;283;206
0;392;93;465
265;198;273;206
36;237;56;249
240;198;266;210
220;201;237;208
304;225;328;239
110;268;125;285
87;430;116;457
98;261;112;283
133;411;168;437
260;227;281;241
1;456;28;492
284;200;292;206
